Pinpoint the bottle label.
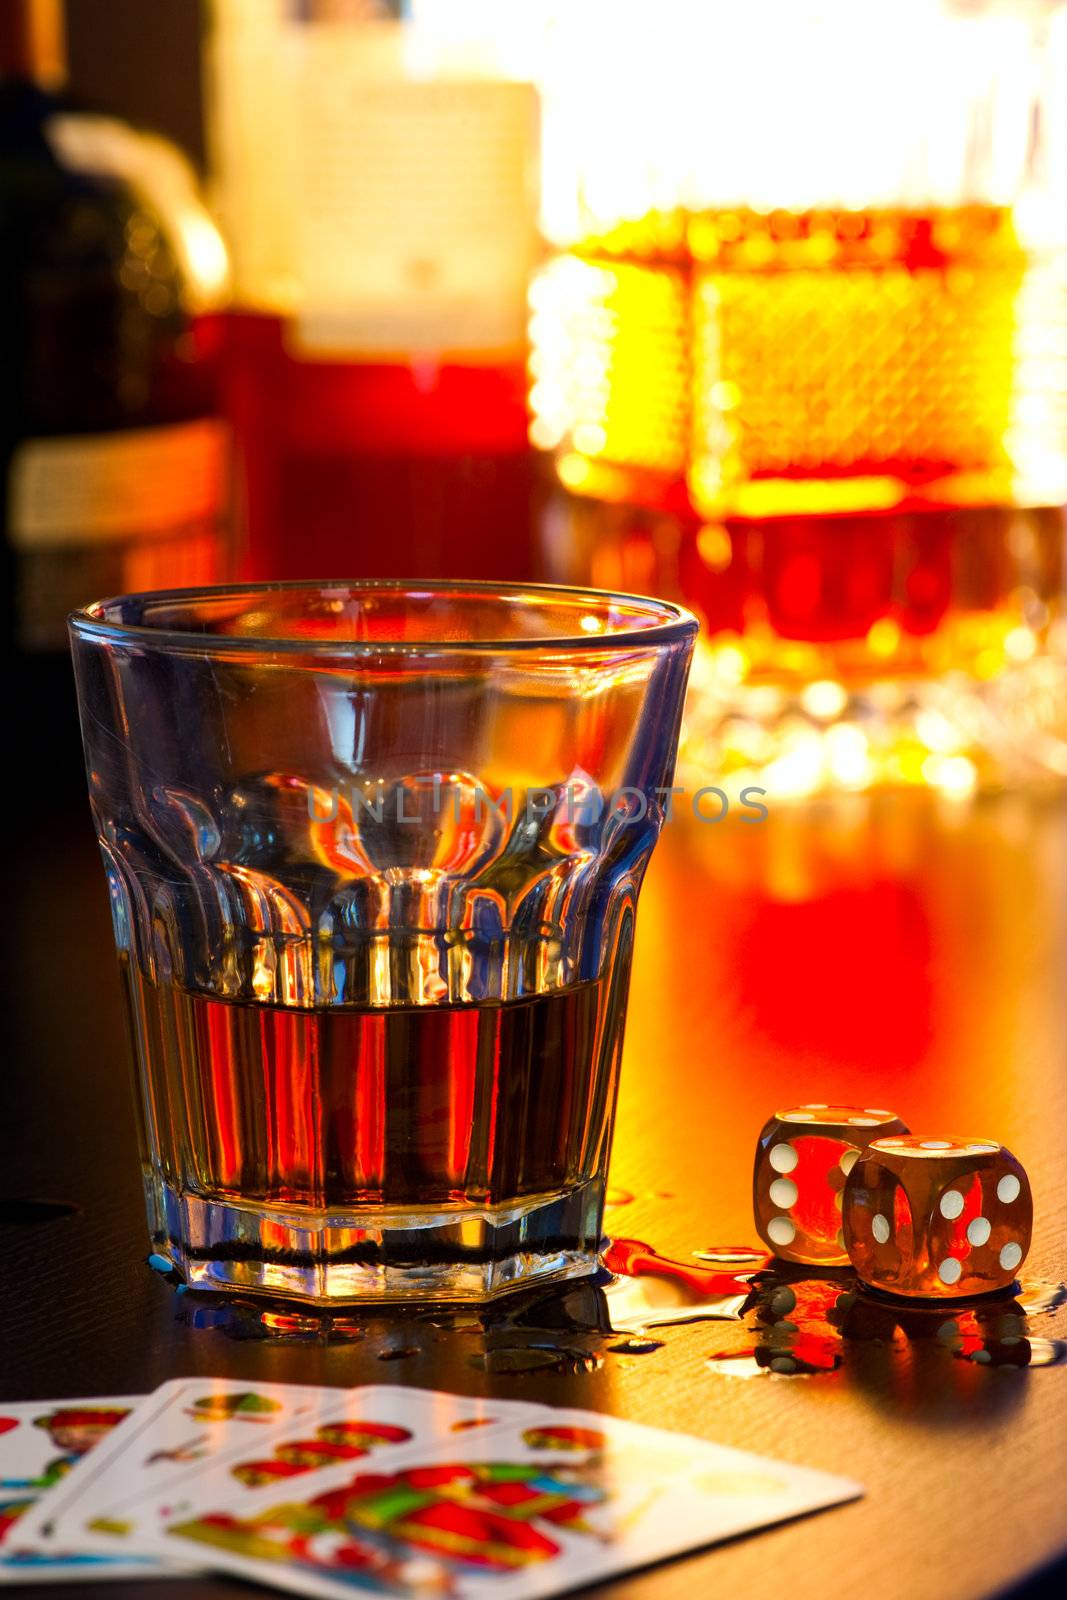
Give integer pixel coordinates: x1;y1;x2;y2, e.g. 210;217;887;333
9;420;229;650
8;419;228;548
292;53;539;359
208;15;539;359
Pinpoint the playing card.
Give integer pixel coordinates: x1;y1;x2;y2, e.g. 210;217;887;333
149;1403;863;1598
0;1395;162;1584
10;1377;341;1559
72;1386;538;1559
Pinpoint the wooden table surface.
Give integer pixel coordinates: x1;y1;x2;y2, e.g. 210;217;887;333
3;782;1066;1600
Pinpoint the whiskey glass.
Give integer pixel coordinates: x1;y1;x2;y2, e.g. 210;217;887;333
69;581;696;1302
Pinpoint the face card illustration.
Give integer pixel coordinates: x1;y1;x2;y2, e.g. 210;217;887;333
0;1395;165;1583
10;1377;340;1559
70;1386;537;1559
154;1406;862;1598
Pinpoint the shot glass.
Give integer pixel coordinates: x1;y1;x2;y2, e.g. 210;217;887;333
70;581;696;1301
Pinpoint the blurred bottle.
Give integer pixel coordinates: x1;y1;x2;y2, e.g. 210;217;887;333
0;0;232;660
204;0;539;583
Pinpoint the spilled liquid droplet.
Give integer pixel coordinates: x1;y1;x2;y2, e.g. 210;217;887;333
705;1351;767;1379
1016;1280;1067;1316
1025;1338;1067;1367
329;1319;366;1341
603;1238;755;1334
262;1310;324;1337
471;1345;603;1375
606;1336;665;1355
604;1187;634;1207
376;1346;419;1362
605;1238;757;1298
693;1245;770;1268
707;1341;843;1379
177;1295;368;1342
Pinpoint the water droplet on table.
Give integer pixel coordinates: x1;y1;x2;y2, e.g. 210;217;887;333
603;1238;757;1332
1016;1280;1067;1316
261;1310;325;1337
1025;1338;1067;1367
704;1351;767;1379
708;1341;843;1378
693;1246;770;1267
470;1345;604;1375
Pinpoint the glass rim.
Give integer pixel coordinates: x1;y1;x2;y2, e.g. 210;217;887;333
68;578;700;655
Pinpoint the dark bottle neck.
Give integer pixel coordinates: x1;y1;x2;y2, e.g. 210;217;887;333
0;0;67;89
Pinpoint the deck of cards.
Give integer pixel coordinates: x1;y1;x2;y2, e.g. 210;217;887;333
1;1378;861;1595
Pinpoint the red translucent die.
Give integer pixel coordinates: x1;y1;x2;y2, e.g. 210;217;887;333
843;1136;1033;1299
753;1103;910;1266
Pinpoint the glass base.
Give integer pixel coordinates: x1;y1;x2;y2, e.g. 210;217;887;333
146;1176;605;1303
